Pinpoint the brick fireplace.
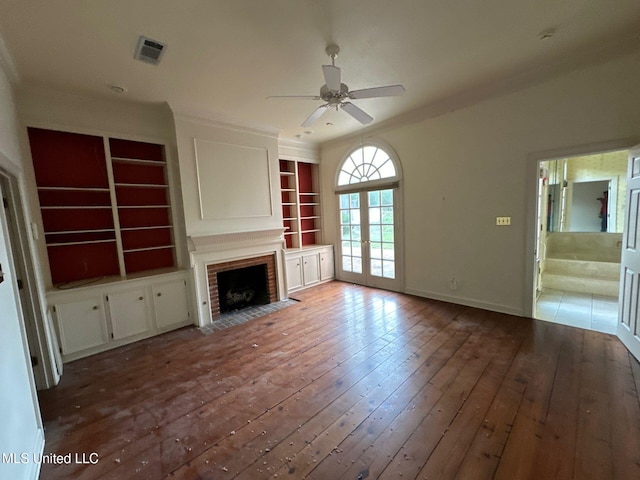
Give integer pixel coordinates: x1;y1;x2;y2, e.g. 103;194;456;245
206;254;278;320
188;228;286;327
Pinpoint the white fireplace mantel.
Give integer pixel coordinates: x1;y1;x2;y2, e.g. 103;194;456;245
188;228;287;326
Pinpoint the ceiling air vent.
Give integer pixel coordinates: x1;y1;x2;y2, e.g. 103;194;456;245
134;35;166;65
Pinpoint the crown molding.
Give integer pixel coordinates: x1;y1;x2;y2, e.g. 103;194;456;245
170;105;280;139
277;137;320;162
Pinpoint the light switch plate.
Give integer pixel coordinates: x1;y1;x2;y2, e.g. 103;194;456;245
496;216;511;226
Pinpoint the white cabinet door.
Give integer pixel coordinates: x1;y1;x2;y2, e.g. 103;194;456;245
55;297;109;355
302;253;320;285
320;249;334;281
286;256;304;291
107;289;150;340
153;279;189;329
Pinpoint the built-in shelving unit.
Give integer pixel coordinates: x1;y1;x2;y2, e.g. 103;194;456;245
279;159;322;249
109;138;175;275
28;127;176;285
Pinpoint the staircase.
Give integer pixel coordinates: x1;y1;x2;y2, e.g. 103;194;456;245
542;258;620;296
541;232;621;297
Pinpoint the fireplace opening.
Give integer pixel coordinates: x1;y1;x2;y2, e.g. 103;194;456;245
217;264;269;313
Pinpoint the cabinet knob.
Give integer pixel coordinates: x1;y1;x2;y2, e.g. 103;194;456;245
157;292;162;297
139;296;144;301
92;305;99;310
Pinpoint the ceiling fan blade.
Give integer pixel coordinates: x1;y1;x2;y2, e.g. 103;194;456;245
341;102;373;125
266;95;321;100
322;65;341;91
301;104;329;127
349;84;405;99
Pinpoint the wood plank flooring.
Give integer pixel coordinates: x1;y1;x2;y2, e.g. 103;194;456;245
37;281;640;480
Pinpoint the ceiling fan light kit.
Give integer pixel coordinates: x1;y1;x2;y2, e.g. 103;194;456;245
270;44;405;128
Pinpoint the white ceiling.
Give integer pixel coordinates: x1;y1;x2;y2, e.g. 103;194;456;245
1;0;639;144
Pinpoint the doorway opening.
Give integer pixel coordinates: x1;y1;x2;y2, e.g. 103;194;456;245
533;150;627;333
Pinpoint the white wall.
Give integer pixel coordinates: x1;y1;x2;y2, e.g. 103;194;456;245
172;114;282;238
0;62;44;480
320;49;640;316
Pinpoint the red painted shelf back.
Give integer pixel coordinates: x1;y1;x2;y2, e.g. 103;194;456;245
28;128;109;188
109;138;164;161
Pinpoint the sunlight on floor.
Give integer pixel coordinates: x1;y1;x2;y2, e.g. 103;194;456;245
535;289;618;334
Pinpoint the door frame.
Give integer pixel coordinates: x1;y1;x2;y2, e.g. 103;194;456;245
0;171;60;388
334;140;405;293
525;138;638;318
566;176;618;233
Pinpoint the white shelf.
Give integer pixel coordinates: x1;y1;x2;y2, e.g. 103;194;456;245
115;183;168;189
281;188;296;192
120;225;173;232
124;245;175;253
283;217;298;221
301;229;321;234
47;239;117;247
300;216;320;220
299;192;319;196
280;171;295;176
111;157;166;166
40;205;112;210
38;186;110;192
46;228;115;235
282;202;297;206
118;205;171;209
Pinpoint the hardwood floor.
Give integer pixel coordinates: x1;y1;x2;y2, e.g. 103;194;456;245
38;281;640;480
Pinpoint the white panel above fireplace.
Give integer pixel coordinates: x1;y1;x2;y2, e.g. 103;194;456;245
194;138;272;220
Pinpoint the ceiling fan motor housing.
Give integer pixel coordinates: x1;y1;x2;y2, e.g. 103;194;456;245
320;83;350;104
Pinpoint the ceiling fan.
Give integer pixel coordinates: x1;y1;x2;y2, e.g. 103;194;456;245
269;44;405;127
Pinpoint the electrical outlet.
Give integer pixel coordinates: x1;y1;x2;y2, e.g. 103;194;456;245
496;216;511;226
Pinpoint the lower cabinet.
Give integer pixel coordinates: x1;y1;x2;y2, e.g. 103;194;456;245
285;256;304;291
50;271;191;362
285;245;334;294
153;278;190;329
108;289;150;340
55;296;109;355
320;250;335;281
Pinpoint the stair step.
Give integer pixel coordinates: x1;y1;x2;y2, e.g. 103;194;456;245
544;258;619;280
541;272;619;296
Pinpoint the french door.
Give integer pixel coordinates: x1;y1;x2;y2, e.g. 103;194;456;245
338;188;401;291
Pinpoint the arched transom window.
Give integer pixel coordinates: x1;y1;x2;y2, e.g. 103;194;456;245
337;145;397;186
335;144;401;290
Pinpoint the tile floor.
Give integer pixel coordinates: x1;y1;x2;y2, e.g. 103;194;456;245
535;289;619;334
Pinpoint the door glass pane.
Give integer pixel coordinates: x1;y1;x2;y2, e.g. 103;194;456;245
339;193;362;274
368;189;395;279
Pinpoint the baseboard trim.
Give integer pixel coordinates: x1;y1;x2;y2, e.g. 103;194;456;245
404;288;524;317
